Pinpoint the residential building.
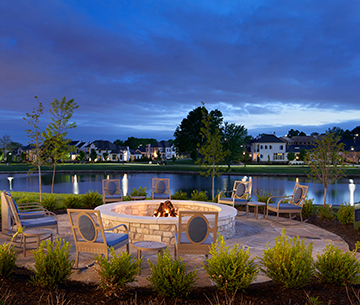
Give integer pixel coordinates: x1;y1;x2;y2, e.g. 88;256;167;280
251;134;287;163
137;141;176;160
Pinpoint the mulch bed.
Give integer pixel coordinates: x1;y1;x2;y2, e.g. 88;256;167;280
2;213;360;304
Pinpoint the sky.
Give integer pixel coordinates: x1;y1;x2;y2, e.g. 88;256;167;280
1;0;360;145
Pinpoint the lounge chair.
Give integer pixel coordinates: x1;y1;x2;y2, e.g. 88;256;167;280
102;179;123;204
67;209;129;268
1;191;59;236
152;178;171;200
266;183;309;222
218;180;251;207
174;210;218;259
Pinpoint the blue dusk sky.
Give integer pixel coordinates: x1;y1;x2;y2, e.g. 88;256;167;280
1;0;360;145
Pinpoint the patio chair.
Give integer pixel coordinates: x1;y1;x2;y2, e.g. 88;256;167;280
174;210;218;259
217;180;251;207
266;183;309;222
1;191;59;237
102;179;123;204
67;209;129;268
152;178;171;200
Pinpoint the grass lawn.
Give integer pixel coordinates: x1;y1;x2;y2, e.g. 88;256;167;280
1;161;360;176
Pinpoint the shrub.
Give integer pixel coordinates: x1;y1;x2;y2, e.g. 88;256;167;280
171;190;188;200
42;195;57;211
315;242;360;285
147;248;197;299
256;190;273;203
94;247;141;292
204;234;258;293
82;190;102;208
317;204;336;220
302;197;315;219
0;228;20;279
63;195;83;209
129;187;147;197
190;190;208;201
30;237;74;289
337;202;354;225
259;228;314;288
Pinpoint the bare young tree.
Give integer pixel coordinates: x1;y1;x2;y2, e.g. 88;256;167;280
0;134;11;162
43;97;79;193
23;98;46;202
305;132;346;207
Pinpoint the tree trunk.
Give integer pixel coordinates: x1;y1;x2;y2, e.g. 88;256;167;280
323;186;328;207
212;175;215;201
51;164;56;194
38;166;42;202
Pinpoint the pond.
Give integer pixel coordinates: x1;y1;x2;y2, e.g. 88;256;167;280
1;172;359;205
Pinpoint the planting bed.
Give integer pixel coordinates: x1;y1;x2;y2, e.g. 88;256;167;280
1;213;360;304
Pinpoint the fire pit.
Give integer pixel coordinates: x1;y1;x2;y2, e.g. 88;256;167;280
153;200;178;217
96;200;237;245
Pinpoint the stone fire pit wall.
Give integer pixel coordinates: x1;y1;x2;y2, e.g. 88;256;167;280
95;200;237;245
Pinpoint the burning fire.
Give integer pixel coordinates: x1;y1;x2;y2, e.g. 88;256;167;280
153;200;178;217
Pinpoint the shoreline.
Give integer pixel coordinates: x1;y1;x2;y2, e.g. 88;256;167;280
1;169;360;178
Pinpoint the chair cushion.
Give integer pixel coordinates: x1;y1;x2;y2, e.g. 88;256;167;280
175;232;213;245
188;216;208;243
156;180;166;194
98;232;128;247
21;217;57;229
268;203;302;211
293;188;303;204
235;183;246;197
106;181;117;195
219;197;247;205
104;194;122;200
153;193;169;199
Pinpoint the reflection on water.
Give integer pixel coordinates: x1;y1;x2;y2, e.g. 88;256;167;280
1;172;359;205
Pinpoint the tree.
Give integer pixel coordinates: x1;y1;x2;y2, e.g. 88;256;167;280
287;129;300;138
221;122;248;169
76;150;85;162
305;132;346;207
43;97;79;193
123;137;157;149
190;149;198;163
23;99;46;202
287;151;296;162
102;152;109;162
299;148;307;161
90;150;98;162
113;139;125;146
174;106;223;154
196;105;228;200
326;126;344;138
0;135;12;161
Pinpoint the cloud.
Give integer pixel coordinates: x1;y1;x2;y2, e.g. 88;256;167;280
1;0;360;144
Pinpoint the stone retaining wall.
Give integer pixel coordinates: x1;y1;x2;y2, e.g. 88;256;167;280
97;200;237;245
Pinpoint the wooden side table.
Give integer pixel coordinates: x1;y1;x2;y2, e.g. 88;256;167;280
133;241;167;274
246;202;266;220
22;229;54;257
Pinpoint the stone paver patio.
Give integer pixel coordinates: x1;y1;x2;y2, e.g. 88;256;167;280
1;211;355;287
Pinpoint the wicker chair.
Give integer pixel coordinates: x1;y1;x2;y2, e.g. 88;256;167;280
152;178;171;200
218;180;251;207
174;210;218;260
266;183;309;222
1;191;58;236
102;179;123;204
67;209;129;268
